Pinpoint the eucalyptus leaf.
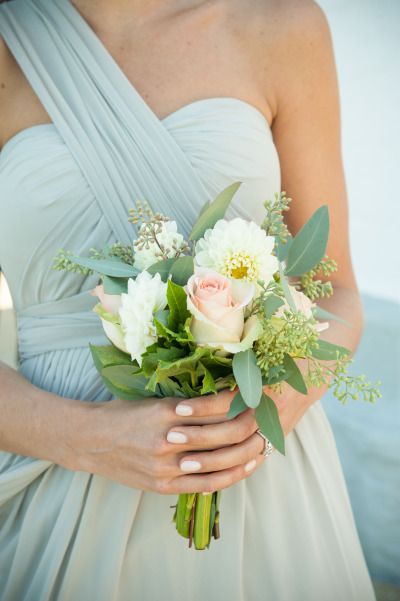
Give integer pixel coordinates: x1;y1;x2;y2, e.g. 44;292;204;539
311;339;351;361
70;255;139;278
227;391;248;419
276;235;293;262
255;393;285;455
146;258;176;281
189;181;242;241
313;306;352;328
263;294;285;319
169;255;194;286
279;262;296;311
284;205;329;277
282;354;308;395
102;275;128;295
232;349;263;409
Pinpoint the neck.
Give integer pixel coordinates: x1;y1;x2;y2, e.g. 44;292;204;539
71;0;203;29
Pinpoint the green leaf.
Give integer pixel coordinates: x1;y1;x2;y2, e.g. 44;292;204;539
311;339;350;361
232;349;263;409
169;256;194;286
198;363;217;395
158;378;186;398
276;235;293;262
70;255;139;278
279;263;296;311
155;347;208;381
284;205;329;277
189;181;242;241
255;393;285;455
263;294;285;319
167;279;190;331
141;347;185;377
146;258;176;281
100;365;154;400
282;354;308;395
227;391;248;419
102;275;128;295
313;306;352;328
89;344;131;372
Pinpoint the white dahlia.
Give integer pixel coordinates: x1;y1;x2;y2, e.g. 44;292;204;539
194;218;279;284
134;220;186;271
119;271;167;365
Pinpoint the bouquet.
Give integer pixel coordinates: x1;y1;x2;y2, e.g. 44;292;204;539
54;181;380;550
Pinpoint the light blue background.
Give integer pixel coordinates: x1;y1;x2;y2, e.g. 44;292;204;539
318;0;399;584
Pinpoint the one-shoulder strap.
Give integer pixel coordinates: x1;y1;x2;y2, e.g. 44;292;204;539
0;0;210;242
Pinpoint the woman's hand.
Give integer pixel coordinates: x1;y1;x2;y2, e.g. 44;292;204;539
68;374;325;495
69;390;266;495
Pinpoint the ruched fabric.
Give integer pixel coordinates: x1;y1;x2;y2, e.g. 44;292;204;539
0;1;376;600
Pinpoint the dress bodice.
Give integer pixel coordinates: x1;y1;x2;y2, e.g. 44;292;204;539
0;98;280;314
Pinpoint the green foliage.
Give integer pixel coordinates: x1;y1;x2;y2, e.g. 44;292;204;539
285;206;329;277
89;344;131;371
227;391;247;419
232;349;263;408
263;294;285;319
261;191;292;243
299;256;337;300
189;181;242;241
166;280;191;331
255;311;319;373
310;339;350;361
169;256;194;286
101;365;156;400
282;354;308;394
255;393;285;455
102;275;128;294
304;355;381;405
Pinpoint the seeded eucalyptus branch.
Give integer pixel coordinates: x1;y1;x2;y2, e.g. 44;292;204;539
53;248;95;275
299;256;338;300
261;191;292;243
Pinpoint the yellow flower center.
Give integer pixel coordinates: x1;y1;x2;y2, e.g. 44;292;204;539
222;252;258;281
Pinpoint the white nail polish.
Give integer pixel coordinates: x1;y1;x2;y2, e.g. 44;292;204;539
180;460;201;472
244;459;257;472
176;404;193;416
166;431;188;444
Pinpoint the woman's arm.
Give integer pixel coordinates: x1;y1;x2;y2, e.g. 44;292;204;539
247;1;364;432
270;2;363;348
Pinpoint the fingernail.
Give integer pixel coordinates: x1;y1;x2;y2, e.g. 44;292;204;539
180;460;201;472
244;459;257;472
176;404;193;416
166;431;188;444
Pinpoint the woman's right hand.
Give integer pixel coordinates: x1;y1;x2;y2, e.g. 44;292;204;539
69;390;267;495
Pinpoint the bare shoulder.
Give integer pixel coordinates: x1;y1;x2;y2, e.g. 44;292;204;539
225;0;333;119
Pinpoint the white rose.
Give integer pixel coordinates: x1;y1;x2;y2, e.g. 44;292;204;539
119;271;167;365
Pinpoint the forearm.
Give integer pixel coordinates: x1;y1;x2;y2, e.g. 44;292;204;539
317;285;364;354
0;361;90;467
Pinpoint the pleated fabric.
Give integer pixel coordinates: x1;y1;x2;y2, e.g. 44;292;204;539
0;1;376;600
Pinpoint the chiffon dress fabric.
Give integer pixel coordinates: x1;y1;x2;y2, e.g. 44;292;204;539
0;1;376;600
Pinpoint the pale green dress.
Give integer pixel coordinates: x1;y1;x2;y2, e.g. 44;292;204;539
0;1;376;600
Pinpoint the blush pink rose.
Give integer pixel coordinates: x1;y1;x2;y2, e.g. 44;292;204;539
91;284;122;314
185;268;256;347
276;285;329;332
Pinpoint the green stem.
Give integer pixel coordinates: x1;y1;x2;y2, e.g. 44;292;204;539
193;493;213;550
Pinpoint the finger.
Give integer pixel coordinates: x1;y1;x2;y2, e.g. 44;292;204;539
168;454;265;494
174;388;237;418
166;408;257;450
177;431;265;475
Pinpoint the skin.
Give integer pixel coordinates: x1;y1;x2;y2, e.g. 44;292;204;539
0;0;363;495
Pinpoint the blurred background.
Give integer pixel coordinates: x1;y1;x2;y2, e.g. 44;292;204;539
0;0;399;599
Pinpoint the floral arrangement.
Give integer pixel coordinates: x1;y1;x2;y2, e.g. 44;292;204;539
54;181;380;550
